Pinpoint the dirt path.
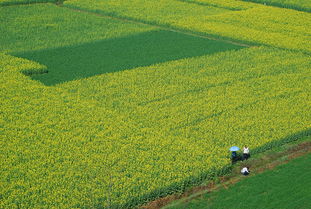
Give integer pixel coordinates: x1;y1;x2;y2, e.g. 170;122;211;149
141;140;311;209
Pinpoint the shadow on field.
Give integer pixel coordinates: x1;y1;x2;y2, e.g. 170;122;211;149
14;30;245;85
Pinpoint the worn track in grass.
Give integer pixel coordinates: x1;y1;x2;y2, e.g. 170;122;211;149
141;140;311;209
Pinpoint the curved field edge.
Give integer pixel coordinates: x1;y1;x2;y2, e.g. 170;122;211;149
1;45;311;208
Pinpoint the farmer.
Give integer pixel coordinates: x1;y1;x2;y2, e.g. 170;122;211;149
243;145;250;160
231;151;238;164
241;166;250;176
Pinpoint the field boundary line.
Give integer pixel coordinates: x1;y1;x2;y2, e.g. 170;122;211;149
141;139;311;209
241;0;311;13
59;5;311;55
58;4;254;48
0;1;56;7
177;0;244;11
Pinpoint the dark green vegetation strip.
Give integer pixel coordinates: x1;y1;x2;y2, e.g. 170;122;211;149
242;0;311;12
0;0;57;6
177;0;243;11
15;30;244;85
166;140;311;209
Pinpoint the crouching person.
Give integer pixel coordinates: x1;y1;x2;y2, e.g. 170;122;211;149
241;167;250;176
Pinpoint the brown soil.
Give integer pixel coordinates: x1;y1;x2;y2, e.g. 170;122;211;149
140;140;311;209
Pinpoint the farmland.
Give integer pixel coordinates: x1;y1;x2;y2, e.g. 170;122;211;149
15;30;243;85
1;0;311;208
167;150;311;209
0;0;57;6
64;0;311;52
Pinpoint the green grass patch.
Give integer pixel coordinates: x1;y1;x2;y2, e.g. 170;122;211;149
14;30;245;85
167;152;311;209
0;0;57;6
0;4;154;53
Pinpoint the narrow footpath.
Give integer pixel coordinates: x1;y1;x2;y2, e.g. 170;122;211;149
141;138;311;209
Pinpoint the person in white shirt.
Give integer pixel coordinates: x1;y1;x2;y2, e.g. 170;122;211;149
243;145;250;160
241;167;250;176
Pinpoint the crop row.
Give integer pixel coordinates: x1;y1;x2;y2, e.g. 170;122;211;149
1;47;310;208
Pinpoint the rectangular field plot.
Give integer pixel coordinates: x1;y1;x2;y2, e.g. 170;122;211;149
15;30;245;85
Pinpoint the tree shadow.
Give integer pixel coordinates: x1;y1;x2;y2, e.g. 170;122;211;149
14;30;245;86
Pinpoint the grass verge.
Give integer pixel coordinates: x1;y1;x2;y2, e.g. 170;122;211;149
142;136;311;208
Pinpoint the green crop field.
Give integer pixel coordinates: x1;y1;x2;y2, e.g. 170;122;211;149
64;0;311;52
1;0;310;208
0;0;57;6
15;30;243;85
167;153;311;209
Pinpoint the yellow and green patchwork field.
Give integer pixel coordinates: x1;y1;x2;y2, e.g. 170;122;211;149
1;0;310;208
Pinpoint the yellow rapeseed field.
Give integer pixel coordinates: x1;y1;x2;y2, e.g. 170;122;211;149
1;47;310;207
1;0;311;208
